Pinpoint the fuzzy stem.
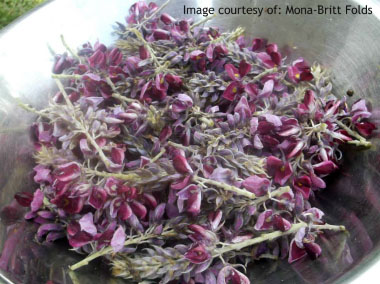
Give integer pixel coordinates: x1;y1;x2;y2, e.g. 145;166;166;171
55;79;111;168
16;99;49;118
52;73;82;80
85;168;139;182
336;120;371;147
252;67;278;82
128;28;161;68
252;186;290;205
193;176;256;199
60;35;81;62
69;229;176;271
167;141;198;153
191;14;217;29
214;222;345;257
136;0;171;29
150;148;166;163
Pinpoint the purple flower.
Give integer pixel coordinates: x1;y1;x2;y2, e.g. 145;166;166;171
222;81;242;101
31;189;44;212
287;58;313;83
355;121;376;137
216;266;250;284
293;175;312;199
14;192;33;207
79;213;97;236
254;209;291;231
251;38;266;51
172;93;193;113
172;150;193;174
184;243;211;264
54;162;81;183
242;176;270;196
51;192;84;215
225;60;251;81
312;160;337;176
88;186;107;209
266;156;293;185
111;226;126;252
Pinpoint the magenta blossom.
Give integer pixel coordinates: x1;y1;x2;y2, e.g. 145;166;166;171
287;58;313;83
293;175;312;199
266;156;293;185
184;243;211;264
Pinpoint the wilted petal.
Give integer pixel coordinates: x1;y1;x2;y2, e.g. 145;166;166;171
31;189;44;212
184;243;211;264
254;209;273;231
55;162;81;182
225;63;240;81
258;80;274;98
130;200;147;219
15;192;33;207
69;231;93;248
111;226;126;252
223;81;240;101
288;239;307;263
293;175;312;199
208;210;223;231
118;202;133;220
313;160;337;175
79;213;97;236
242;176;270;196
172;151;193;174
89;187;107;209
217;266;250;284
234;96;252;121
34;165;53;184
304;242;322;260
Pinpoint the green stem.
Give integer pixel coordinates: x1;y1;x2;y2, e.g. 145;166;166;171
336;120;371;147
85;168;139;182
52;73;82;80
136;0;171;29
190;14;217;29
193;176;256;199
60;35;81;63
55;79;111;168
70;229;176;271
214;222;345;257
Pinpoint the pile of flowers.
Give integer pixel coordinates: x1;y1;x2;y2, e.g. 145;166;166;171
15;0;375;283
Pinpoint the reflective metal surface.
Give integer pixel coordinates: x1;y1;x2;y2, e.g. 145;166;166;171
0;0;380;283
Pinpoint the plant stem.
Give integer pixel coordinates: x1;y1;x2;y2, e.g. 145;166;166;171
60;35;81;63
70;229;176;271
190;14;217;29
55;79;111;168
150;148;166;163
136;0;171;29
52;73;82;80
252;186;290;205
129;28;161;68
336;120;371;147
16;99;49;118
167;141;198;153
252;67;278;82
214;222;345;257
85;168;139;182
193;176;256;199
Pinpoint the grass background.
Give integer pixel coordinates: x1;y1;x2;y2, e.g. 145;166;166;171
0;0;45;29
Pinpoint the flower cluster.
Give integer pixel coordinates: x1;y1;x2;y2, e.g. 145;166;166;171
15;0;375;283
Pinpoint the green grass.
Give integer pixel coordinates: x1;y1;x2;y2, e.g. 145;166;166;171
0;0;45;29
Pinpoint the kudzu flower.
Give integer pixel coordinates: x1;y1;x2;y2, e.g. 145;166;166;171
12;1;375;282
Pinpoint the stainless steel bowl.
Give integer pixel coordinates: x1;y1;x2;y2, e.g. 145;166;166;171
1;0;380;283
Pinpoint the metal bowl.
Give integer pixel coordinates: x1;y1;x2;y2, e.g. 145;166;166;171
0;0;379;283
